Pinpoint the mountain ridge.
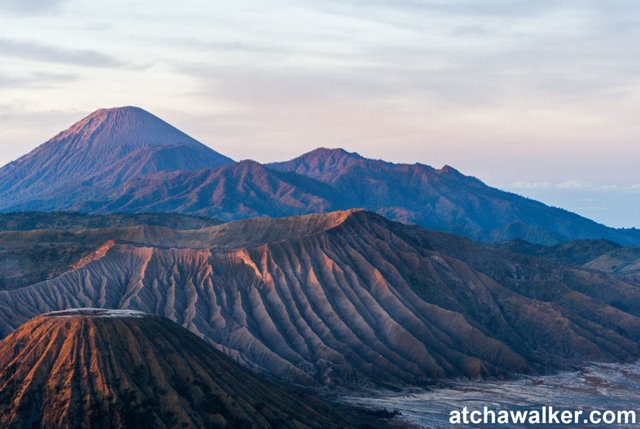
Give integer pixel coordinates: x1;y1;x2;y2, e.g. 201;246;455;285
76;147;640;245
1;210;639;389
77;160;340;220
269;148;640;245
1;107;638;245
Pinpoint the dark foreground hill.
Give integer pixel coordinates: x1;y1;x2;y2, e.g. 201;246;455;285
0;309;383;429
1;210;639;388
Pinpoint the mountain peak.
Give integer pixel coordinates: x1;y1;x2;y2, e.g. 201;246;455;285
88;105;146;116
191;209;368;248
55;106;210;152
93;105;145;113
304;147;365;160
78;106;152;129
438;164;462;175
268;147;367;181
0;107;233;207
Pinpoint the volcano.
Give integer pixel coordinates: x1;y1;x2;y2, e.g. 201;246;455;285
0;106;232;211
0;308;380;429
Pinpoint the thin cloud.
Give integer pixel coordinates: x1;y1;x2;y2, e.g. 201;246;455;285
311;0;559;18
509;181;640;193
0;72;78;89
0;39;122;68
169;0;639;116
301;0;640;106
176;62;401;105
149;37;290;56
0;0;66;15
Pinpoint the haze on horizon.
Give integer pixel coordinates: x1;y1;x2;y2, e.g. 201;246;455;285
0;0;638;228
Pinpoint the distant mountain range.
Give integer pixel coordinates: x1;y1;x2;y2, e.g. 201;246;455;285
1;210;639;388
0;106;638;245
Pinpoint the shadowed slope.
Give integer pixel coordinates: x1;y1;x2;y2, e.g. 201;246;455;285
269;148;640;245
497;238;640;278
1;211;640;389
0;213;221;290
0;212;220;232
0;309;378;429
78;160;340;221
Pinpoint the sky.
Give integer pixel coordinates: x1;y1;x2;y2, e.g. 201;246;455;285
0;0;638;227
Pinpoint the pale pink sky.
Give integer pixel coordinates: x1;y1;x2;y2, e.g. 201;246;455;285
0;0;638;226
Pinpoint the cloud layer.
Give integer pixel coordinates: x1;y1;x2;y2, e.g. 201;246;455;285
0;39;121;67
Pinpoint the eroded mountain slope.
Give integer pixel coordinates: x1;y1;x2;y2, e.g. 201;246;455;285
0;309;377;429
1;211;639;388
0;212;221;290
